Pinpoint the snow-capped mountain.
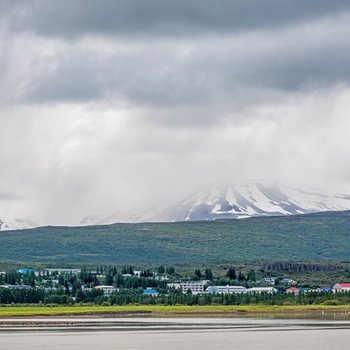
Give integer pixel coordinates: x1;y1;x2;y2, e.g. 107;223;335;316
0;218;38;231
157;181;350;221
79;181;350;225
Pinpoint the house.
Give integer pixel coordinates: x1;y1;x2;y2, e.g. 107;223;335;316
167;281;205;294
263;277;276;285
206;285;247;294
143;288;159;296
332;283;350;292
282;278;297;285
154;275;169;281
41;268;81;275
286;287;301;295
95;285;116;296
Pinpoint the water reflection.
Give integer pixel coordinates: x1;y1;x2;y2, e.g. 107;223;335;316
1;315;350;333
1;317;350;350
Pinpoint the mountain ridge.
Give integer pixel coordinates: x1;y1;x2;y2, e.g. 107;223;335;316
80;181;350;225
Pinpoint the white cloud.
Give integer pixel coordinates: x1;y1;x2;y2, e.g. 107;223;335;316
1;2;350;225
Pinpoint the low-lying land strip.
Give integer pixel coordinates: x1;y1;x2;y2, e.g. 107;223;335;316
1;304;350;318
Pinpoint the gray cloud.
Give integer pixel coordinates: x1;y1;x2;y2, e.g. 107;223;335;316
0;193;23;201
1;2;350;225
1;1;349;110
2;0;350;39
15;16;349;110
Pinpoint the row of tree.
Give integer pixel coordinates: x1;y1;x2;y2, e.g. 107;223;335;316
1;286;350;306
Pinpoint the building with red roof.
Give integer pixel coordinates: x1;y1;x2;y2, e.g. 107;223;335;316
332;283;350;292
286;287;301;295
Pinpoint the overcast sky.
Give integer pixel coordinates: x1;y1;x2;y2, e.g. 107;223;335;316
1;0;350;225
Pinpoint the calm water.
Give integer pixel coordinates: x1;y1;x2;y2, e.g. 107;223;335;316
1;315;350;349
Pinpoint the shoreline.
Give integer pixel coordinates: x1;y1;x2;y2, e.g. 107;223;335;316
1;304;350;319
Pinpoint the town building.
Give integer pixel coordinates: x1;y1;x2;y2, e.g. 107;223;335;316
17;268;38;275
282;278;297;285
263;277;276;285
3;285;31;289
143;288;159;296
206;285;247;294
332;283;350;292
41;268;81;275
248;287;277;294
95;285;116;296
286;287;301;295
167;281;206;294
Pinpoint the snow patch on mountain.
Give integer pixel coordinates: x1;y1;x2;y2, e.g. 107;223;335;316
0;218;38;231
160;181;350;222
79;181;350;225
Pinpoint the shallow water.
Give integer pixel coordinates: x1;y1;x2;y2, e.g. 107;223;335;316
1;316;350;349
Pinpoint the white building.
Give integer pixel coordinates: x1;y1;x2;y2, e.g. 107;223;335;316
282;278;297;285
333;283;350;292
167;281;206;294
206;285;247;294
263;277;276;285
41;268;81;275
248;287;277;294
95;285;116;296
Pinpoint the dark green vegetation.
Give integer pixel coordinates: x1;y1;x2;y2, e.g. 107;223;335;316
2;285;350;307
0;211;350;265
1;266;350;307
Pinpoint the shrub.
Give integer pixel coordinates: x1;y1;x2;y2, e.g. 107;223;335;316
322;299;341;306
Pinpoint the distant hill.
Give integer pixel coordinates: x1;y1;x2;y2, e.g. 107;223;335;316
80;181;350;225
1;210;350;265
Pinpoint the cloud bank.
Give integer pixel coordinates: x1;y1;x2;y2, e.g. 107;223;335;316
1;1;350;225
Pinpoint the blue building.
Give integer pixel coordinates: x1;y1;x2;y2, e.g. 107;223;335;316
17;268;37;275
143;289;159;296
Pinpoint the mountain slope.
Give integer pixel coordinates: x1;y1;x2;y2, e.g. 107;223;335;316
80;181;350;225
158;181;350;222
0;218;38;231
1;211;350;264
80;207;159;226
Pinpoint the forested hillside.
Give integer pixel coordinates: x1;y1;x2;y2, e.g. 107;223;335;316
0;211;349;265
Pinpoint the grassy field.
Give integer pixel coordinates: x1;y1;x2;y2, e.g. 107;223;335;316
0;210;350;265
1;304;350;317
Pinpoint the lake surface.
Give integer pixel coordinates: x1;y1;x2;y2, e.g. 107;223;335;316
1;315;350;349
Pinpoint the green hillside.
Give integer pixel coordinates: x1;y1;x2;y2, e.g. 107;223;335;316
0;211;350;265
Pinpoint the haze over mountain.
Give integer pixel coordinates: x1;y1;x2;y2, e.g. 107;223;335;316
80;181;350;225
